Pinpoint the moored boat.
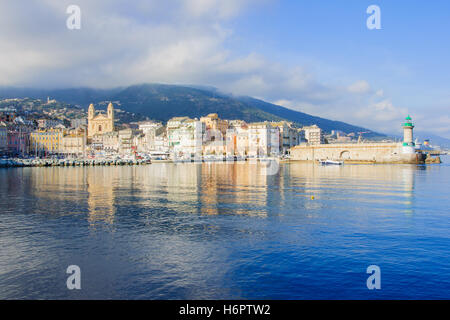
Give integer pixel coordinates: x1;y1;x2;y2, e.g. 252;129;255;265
318;159;344;165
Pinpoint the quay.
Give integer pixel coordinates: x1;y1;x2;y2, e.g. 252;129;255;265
0;156;282;168
290;116;441;164
0;158;151;168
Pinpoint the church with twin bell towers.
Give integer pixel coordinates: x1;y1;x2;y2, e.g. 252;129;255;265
87;102;115;138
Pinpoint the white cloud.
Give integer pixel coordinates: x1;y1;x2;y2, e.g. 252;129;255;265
375;89;384;97
0;0;257;87
0;0;447;138
183;0;259;19
347;80;370;94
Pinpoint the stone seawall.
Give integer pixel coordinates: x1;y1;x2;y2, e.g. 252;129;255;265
290;143;426;164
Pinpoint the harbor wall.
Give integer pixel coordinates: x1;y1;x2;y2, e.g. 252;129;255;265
290;142;425;164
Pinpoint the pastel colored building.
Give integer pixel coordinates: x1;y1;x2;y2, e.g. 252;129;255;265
200;113;228;136
302;125;324;145
30;128;65;156
138;121;165;152
62;127;86;157
7;126;32;156
248;122;280;157
270;121;300;155
226;120;249;156
167;117;205;158
0;122;7;155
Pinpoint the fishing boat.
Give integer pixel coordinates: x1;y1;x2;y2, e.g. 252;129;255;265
318;159;343;165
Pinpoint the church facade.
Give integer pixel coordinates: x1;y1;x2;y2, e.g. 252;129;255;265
87;102;114;138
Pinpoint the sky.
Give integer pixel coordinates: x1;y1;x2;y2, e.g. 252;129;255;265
0;0;449;138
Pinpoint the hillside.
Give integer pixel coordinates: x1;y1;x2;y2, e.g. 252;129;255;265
0;84;383;136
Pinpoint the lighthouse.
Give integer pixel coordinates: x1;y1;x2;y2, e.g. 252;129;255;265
402;115;415;154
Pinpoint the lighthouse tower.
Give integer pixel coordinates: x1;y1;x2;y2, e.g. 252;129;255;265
402;115;415;154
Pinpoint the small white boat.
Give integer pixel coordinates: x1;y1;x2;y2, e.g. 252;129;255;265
318;159;343;165
203;155;215;162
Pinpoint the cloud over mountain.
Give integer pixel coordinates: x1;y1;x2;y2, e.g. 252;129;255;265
0;0;447;138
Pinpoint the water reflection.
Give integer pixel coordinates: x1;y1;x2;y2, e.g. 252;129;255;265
22;162;420;225
288;163;416;212
87;167;116;226
1;161;449;299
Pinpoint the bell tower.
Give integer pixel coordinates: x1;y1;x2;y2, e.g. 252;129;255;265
88;103;95;120
107;102;114;131
88;103;95;138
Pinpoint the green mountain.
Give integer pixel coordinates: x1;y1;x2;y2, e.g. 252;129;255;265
0;83;383;136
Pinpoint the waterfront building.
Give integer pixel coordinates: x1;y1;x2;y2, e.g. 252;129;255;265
118;128;134;156
302;125;325;145
0;122;7;155
87;102;114;138
133;131;147;153
29;128;65;157
153;133;170;155
248;122;280;157
117;128;142;156
7;125;32;156
91;134;104;152
0;122;8;155
91;131;120;155
302;125;324;145
139;121;164;135
270;121;299;155
298;129;306;143
200;113;229;136
167;116;190;148
200;113;228;156
61;127;86;158
226;120;249;156
203;140;226;156
138;121;165;152
102;131;120;154
167;117;204;158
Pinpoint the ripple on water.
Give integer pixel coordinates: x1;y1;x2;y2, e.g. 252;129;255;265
0;162;449;299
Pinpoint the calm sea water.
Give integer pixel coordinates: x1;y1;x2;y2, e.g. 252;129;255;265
0;158;449;299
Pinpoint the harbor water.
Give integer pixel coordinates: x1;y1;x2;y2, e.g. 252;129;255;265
0;158;449;299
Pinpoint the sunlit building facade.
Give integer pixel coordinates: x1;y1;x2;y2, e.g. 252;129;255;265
30;128;65;156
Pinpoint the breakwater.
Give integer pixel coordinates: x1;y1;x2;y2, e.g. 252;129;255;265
290;142;427;164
